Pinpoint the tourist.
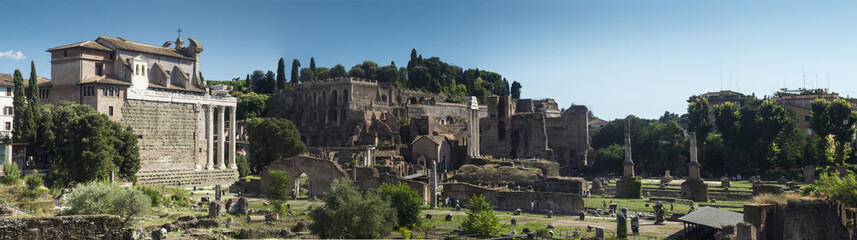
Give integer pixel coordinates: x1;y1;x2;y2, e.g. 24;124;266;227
602;200;606;208
670;202;674;212
530;201;535;212
445;197;450;207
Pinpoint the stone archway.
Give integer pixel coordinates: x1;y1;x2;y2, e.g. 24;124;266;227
261;155;349;197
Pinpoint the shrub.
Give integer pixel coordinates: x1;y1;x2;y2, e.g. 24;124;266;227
309;178;397;239
268;170;291;214
622;177;642;198
399;227;413;239
166;186;193;207
761;169;803;181
535;228;550;237
461;194;500;237
63;182;150;224
236;155;250;178
379;182;422;228
25;169;43;190
751;193;807;206
2;162;21;185
137;185;165;207
812;172;857;207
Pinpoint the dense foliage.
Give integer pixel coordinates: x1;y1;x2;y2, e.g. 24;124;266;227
461;194;501;237
47;102;141;187
247;118;304;173
236;154;250;178
805;172;857;207
309;178;397;239
378;182;423;228
589;116;686;175
63;182;150;224
235;92;269;119
268;170;291;214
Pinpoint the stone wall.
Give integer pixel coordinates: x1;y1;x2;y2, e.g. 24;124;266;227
442;182;584;215
0;214;132;240
534;177;587;195
740;201;853;240
122;99;198;170
260;155;350;197
136;168;237;187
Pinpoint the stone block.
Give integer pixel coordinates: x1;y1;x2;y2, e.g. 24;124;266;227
228;197;250;215
736;222;756;240
681;178;710;202
209;201;224;218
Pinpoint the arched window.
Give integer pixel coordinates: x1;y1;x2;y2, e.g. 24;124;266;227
135;65;139;75
343;89;349;104
322;91;327;107
142;65;146;76
331;91;338;106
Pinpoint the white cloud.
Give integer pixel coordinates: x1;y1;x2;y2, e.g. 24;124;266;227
0;50;25;61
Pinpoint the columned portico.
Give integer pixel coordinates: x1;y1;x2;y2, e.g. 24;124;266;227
229;106;237;169
217;106;226;169
206;105;214;170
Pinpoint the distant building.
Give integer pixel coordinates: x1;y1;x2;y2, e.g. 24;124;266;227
588;117;608;137
691;90;755;108
0;74;50;139
772;88;852;138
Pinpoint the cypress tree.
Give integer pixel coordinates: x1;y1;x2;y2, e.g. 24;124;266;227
511;81;522;99
11;70;30;144
291;59;301;83
310;57;317;81
26;62;40;148
276;58;286;90
245;74;251;91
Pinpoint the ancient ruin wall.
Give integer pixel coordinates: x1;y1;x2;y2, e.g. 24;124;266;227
122;99;199;170
0;215;132;240
442;182;584;215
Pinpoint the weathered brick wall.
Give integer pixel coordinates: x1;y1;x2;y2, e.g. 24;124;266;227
122;99;198;170
0;215;132;240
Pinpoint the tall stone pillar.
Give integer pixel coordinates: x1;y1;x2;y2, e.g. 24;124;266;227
206;105;214;170
466;96;480;159
217;106;226;169
430;160;437;208
229;106;237;169
688;132;700;179
623;118;635;178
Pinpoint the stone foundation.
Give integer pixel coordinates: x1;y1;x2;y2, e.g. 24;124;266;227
136;168;238;187
442;182;584;215
680;178;709;202
0;214;133;240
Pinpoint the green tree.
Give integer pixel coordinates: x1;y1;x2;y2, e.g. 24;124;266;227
276;58;287;90
331;64;347;78
236;154;250;178
63;182;150;225
27;62;39;125
300;68;315;83
1;162;21;185
236;92;269;119
49;102;140;187
687;96;711;144
315;67;330;80
348;65;366;79
591;144;624;174
378;182;422;228
828;99;856;165
309;178;397;239
291;59;301;84
268;170;291;214
245;74;251;91
247;118;305;173
511;81;522;99
11;70;31;144
461;194;501;237
310;57;317;80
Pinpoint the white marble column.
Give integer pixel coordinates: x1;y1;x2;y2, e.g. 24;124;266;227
218;106;226;169
229;106;237;169
206;105;214;170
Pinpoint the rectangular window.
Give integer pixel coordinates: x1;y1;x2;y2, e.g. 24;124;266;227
5;88;10;96
109;106;114;116
4;122;9;131
103;87;108;96
95;63;103;76
5;107;12;116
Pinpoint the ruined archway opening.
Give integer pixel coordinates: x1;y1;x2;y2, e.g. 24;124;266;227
294;172;310;199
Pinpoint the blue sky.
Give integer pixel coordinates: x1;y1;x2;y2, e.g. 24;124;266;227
2;0;857;120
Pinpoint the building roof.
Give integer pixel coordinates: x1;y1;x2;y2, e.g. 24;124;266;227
0;74;51;87
46;40;113;52
148;83;206;93
678;207;744;229
97;36;195;60
411;135;448;146
79;75;132;86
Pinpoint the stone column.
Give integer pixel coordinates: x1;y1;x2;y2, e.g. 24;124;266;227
206;105;214;170
688;132;701;180
218;106;226;169
623;118;635;177
229;106;237;169
466;96;480;158
4;144;11;166
430;160;437;208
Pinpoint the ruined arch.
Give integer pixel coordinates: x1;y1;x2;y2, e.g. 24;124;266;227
322;91;327;107
331;90;338;106
343;89;349;104
328;109;338;124
498;121;506;140
260;156;349;197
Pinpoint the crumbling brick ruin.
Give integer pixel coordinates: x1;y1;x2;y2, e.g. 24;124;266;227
480;96;590;170
0;215;133;240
